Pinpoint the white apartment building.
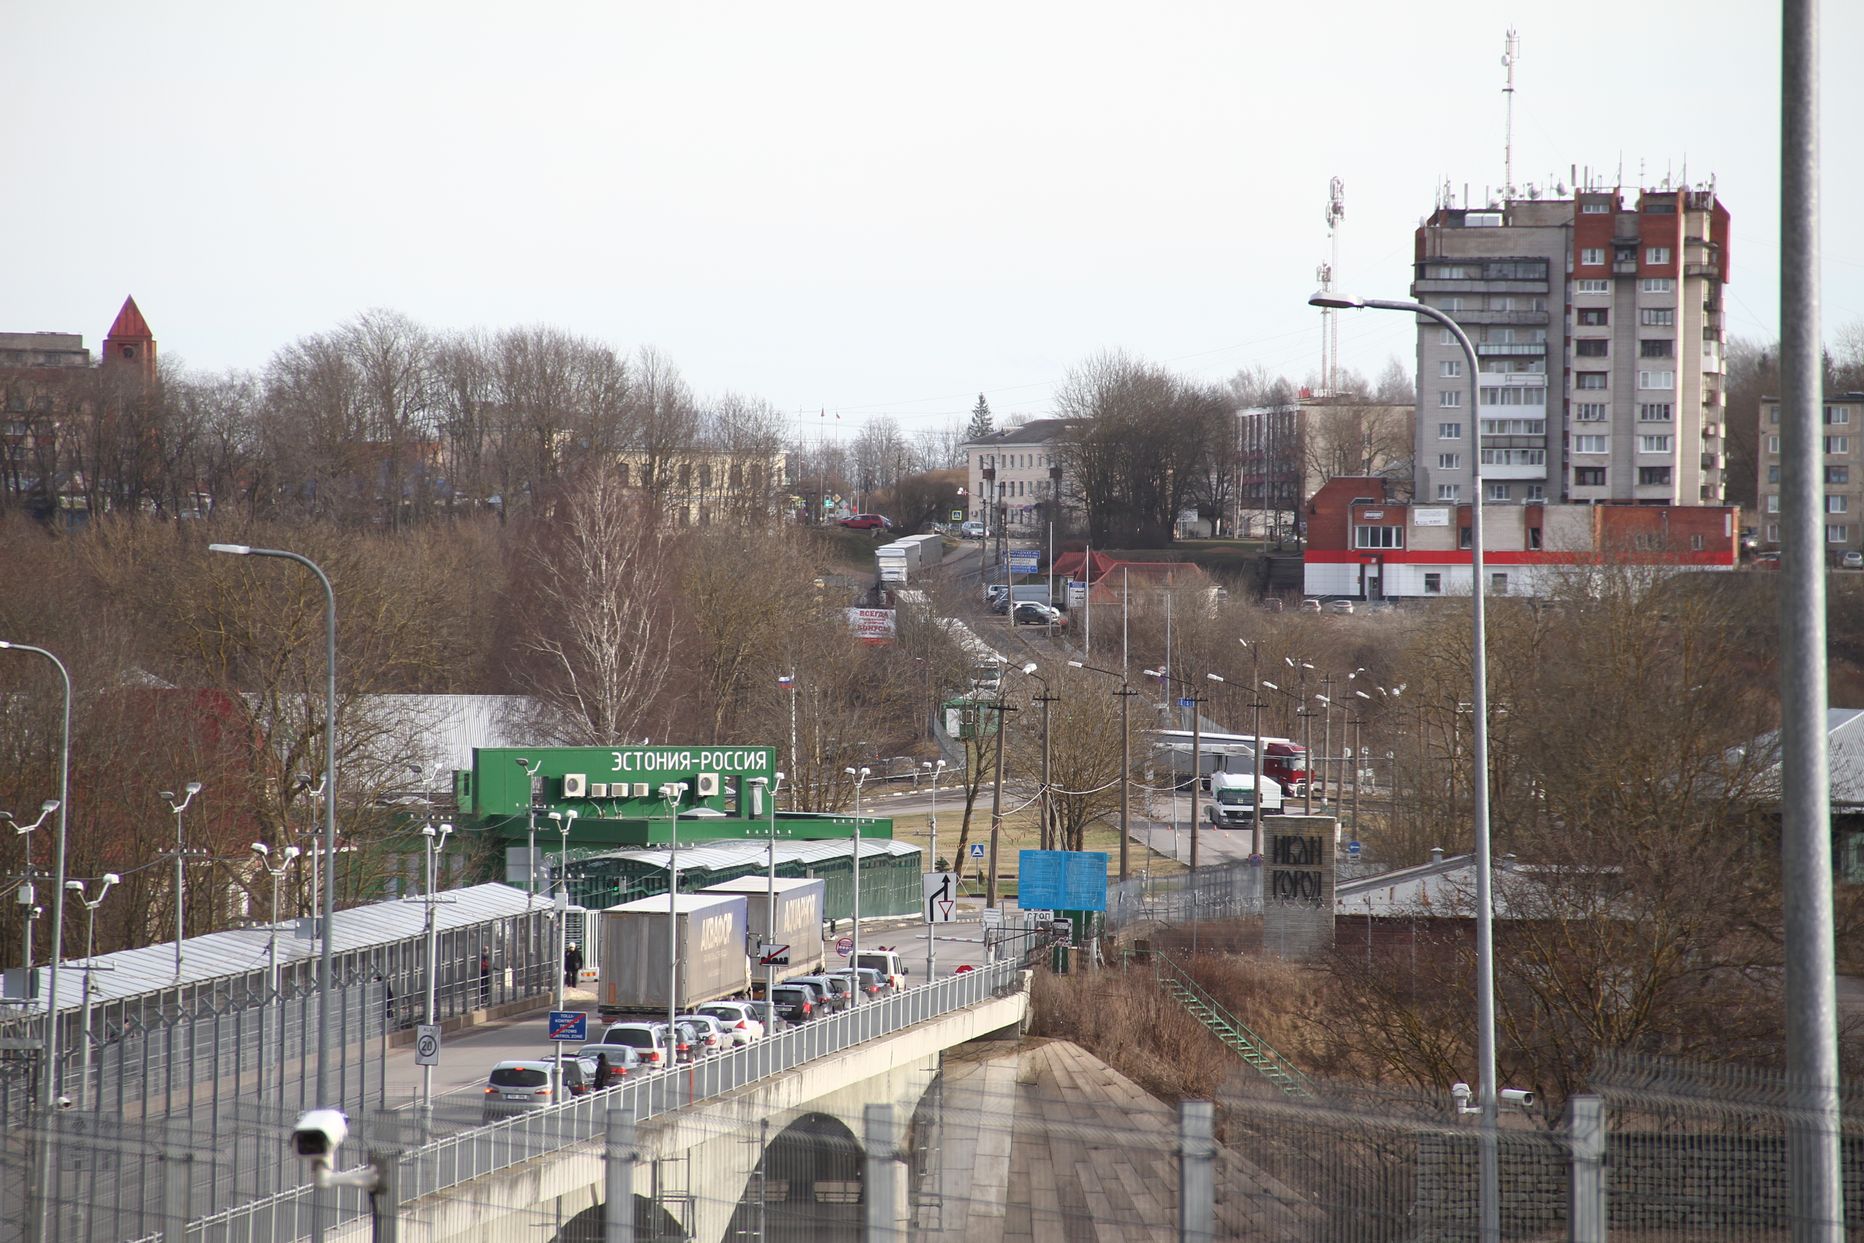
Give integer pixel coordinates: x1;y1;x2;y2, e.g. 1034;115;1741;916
1412;185;1731;508
1756;392;1864;559
962;418;1078;532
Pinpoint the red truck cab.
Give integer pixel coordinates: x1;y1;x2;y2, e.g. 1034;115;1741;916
1261;742;1308;796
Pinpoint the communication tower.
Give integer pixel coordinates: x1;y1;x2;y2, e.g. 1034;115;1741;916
1316;177;1345;394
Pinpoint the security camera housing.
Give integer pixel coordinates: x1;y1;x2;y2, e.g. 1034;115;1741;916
292;1108;349;1161
1500;1088;1537;1108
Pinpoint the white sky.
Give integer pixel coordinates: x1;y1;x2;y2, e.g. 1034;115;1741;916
6;2;1861;444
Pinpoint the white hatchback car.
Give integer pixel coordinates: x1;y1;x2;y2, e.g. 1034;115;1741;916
697;1001;766;1045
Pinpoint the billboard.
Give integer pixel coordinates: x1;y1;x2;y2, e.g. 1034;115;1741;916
845;607;896;644
1017;850;1109;912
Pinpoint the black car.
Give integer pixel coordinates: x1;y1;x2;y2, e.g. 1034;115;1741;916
768;984;817;1023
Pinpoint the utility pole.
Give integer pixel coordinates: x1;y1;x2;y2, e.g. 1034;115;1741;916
1035;687;1057;850
983;700;1016;909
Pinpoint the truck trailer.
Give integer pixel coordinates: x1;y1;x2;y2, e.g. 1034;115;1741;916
597;892;751;1017
698;875;826;985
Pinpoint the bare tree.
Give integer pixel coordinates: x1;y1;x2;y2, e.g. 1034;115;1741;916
510;459;676;744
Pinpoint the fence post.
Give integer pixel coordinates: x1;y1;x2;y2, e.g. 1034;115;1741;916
865;1103;903;1243
368;1149;401;1243
1178;1100;1215;1243
606;1107;637;1243
160;1150;193;1243
1567;1093;1606;1243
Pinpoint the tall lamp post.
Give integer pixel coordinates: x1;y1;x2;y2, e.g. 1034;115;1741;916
749;774;784;1030
1068;661;1136;885
251;842;300;1112
920;760;946;979
0;640;73;1243
843;766;870;1003
515;756;542;903
161;782;203;980
1238;640;1268;860
1307;291;1497;1242
207;544;341;1157
3;801;57;989
63;873;118;1112
659;783;687;1050
417;821;451;1115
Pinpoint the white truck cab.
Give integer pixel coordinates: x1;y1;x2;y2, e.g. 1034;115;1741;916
1204;771;1282;827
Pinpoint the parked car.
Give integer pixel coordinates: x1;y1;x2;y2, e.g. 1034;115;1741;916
1326;598;1356;615
768;984;816;1023
697;1001;765;1045
599;1021;674;1068
838;513;893;531
675;1013;729;1057
575;1043;643;1087
481;1060;567;1120
1012;602;1066;628
790;975;849;1013
1842;550;1864;570
1299;598;1323;612
960;520;987;539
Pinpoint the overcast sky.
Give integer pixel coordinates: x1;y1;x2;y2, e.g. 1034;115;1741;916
7;2;1860;445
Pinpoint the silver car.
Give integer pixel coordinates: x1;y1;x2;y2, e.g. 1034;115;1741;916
481;1059;567;1121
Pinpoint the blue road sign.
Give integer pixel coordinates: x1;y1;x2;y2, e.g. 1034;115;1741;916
969;842;986;859
548;1011;588;1042
1176;697;1195;708
1007;549;1040;574
1018;850;1110;912
1346;840;1362;858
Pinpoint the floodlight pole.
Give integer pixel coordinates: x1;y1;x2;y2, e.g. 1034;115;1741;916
0;641;72;1243
1780;4;1844;1236
1307;292;1495;1242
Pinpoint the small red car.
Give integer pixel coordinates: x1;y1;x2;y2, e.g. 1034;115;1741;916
838;514;893;531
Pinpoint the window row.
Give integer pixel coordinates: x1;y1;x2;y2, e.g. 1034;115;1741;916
1765;435;1853;455
1766;405;1857;425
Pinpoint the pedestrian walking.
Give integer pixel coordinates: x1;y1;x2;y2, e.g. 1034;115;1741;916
564;942;583;988
479;951;492;1007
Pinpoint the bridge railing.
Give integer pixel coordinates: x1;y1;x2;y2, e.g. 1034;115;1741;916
185;959;1026;1243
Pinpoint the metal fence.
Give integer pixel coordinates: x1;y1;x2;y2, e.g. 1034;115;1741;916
168;960;1027;1242
1106;857;1264;932
0;902;557;1243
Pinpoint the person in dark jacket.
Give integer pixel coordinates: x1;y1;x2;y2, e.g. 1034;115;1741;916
564;942;584;988
479;951;492;1007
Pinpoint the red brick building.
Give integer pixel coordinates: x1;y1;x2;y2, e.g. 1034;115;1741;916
1303;475;1739;600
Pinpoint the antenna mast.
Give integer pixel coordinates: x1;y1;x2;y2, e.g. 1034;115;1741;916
1501;28;1520;202
1317;177;1345;394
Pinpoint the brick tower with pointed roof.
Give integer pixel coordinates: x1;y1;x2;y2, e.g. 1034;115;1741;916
101;295;156;389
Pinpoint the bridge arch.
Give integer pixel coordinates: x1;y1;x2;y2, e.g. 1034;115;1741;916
550;1195;685;1243
722;1110;865;1241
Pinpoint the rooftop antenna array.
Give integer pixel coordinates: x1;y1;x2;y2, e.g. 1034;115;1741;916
1316;177;1346;394
1501;28;1520;203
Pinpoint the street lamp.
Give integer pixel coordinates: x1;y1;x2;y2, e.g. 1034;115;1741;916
3;801;57;988
548;809;578;900
1307;290;1496;1243
207;543;341;1182
0;639;72;1243
161;782;203;980
1065;661;1135;885
749;773;784;1030
251;841;300;1112
515;756;542;903
414;821;452;1113
62;873;118;1112
921;759;946;979
843;766;870;1004
1238;639;1268;860
985;662;1039;912
659;782;687;1049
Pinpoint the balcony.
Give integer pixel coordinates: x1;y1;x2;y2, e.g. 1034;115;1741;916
1702;453;1725;471
1454;310;1551;327
1476;341;1547;357
1686;261;1722;280
1413;278;1549;295
1613;260;1640;275
1702;421;1721;438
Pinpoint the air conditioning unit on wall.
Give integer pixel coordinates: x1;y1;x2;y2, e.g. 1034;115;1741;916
694;773;721;798
561;773;587;798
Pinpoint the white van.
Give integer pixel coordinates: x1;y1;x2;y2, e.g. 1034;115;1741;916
854;950;908;990
1204;772;1282;827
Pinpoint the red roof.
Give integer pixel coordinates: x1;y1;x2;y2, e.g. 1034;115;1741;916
105;296;152;341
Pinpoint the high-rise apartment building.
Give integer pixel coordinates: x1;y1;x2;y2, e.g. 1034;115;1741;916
1755;391;1864;560
1411;187;1731;508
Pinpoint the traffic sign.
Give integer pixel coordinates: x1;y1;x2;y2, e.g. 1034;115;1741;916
923;872;958;924
980;908;1003;931
758;943;791;966
1022;908;1054;927
414;1025;441;1066
1346;840;1362;858
969;842;986;859
1177;697;1195;708
548;1011;588;1042
834;936;854;959
1007;549;1040;574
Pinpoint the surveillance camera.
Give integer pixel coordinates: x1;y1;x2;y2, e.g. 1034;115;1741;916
1450;1082;1472;1104
292;1109;349;1162
56;1094;73;1111
1500;1088;1537;1108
